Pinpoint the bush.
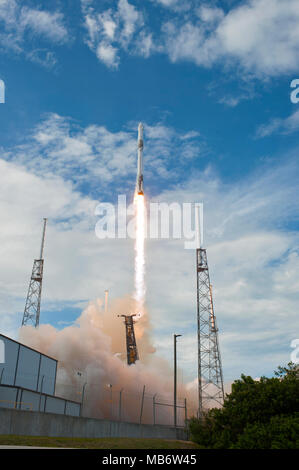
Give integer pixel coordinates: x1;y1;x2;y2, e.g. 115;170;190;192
189;363;299;449
232;414;299;449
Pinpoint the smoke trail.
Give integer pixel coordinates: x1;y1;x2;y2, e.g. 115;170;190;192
134;193;146;315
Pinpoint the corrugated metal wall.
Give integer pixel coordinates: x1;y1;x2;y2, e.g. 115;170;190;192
0;385;80;416
0;334;80;418
0;334;57;394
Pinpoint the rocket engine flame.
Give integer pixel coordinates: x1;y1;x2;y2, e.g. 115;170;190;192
134;192;146;316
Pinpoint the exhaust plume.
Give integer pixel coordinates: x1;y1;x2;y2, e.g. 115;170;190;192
133;193;146;316
19;296;197;424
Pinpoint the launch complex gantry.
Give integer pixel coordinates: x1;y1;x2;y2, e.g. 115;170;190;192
118;314;139;365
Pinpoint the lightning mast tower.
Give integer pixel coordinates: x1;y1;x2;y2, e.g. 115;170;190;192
22;218;47;328
196;247;224;416
195;203;224;416
118;314;139;365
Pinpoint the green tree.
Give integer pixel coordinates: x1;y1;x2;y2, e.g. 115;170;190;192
232;414;299;449
189;363;299;449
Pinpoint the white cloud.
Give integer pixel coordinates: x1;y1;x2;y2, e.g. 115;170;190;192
2;114;202;196
19;7;68;44
256;110;299;137
0;0;68;65
99;11;117;40
150;0;190;12
26;49;57;68
82;0;299;77
153;0;179;6
218;95;244;108
134;31;153;58
118;0;141;46
196;5;224;23
162;20;217;67
82;0;153;68
273;251;299;294
96;42;119;68
162;0;299;77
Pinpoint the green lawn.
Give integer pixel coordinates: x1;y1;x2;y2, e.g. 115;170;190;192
0;435;200;449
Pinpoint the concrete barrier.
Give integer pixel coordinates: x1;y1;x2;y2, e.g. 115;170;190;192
0;408;188;440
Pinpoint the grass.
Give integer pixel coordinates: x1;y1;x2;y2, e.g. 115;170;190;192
0;435;200;449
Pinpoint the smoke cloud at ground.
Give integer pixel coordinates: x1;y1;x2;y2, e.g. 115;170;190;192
19;296;197;424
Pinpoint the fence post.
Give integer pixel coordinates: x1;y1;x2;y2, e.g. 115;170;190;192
108;384;113;420
139;385;145;424
80;382;87;417
0;368;4;384
153;393;157;425
108;384;113;438
119;388;124;422
184;398;187;424
38;375;45;411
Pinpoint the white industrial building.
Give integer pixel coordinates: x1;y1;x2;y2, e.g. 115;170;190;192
0;333;81;416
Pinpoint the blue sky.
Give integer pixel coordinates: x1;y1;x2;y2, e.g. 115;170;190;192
0;0;299;385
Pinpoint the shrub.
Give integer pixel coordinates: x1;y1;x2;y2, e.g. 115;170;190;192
189;363;299;449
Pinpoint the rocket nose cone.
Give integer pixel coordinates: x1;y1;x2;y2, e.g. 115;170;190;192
138;123;144;142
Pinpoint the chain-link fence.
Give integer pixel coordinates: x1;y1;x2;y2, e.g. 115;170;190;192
0;367;188;427
58;380;188;427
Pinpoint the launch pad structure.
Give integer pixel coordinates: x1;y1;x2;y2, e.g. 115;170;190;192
22;218;47;328
118;314;139;365
196;247;224;416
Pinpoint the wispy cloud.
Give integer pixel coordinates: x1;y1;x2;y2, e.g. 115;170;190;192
256;110;299;137
149;0;190;12
0;0;69;66
218;95;247;108
2;113;203;197
81;0;153;69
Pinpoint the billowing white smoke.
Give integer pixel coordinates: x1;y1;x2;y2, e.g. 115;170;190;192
19;296;197;424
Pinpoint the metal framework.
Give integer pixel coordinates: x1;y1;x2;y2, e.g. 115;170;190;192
118;314;139;365
196;248;224;416
22;218;47;328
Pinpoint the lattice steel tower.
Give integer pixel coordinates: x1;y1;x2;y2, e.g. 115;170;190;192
118;314;139;365
196;248;224;416
22;218;47;328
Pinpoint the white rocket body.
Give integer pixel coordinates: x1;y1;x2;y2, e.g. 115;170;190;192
136;123;144;195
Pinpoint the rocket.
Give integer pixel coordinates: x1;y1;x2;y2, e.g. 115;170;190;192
136;122;144;195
